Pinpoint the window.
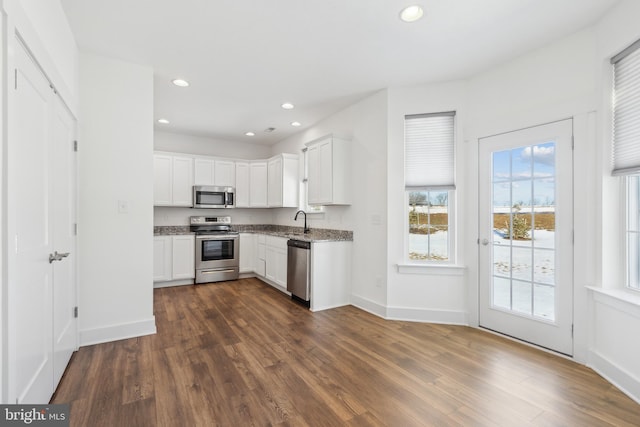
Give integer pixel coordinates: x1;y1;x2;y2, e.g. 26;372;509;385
405;112;455;262
612;38;640;290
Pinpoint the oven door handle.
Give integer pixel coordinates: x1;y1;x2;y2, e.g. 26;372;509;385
200;269;237;274
195;235;238;241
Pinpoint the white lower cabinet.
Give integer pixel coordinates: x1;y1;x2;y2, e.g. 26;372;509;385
239;233;255;273
310;241;352;312
256;234;266;277
154;235;195;283
172;235;196;279
265;236;288;288
238;233;352;308
247;234;286;289
153;236;172;282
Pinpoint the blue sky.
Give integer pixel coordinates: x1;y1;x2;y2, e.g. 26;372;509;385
492;142;556;208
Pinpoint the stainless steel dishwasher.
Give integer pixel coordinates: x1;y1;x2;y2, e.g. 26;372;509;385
287;239;311;303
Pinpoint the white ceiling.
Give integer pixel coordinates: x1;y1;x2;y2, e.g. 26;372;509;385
61;0;619;145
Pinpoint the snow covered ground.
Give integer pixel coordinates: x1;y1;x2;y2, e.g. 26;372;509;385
409;229;556;320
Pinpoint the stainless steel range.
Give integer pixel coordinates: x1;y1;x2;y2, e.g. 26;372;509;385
190;216;239;284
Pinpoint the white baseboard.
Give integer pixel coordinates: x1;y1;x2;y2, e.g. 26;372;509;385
153;279;194;288
350;294;468;325
588;350;640;404
386;306;468;325
310;302;350;312
79;317;157;347
350;294;387;318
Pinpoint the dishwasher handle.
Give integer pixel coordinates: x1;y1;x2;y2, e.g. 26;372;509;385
287;239;311;250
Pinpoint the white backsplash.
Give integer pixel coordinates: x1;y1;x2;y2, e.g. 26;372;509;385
154;206;275;226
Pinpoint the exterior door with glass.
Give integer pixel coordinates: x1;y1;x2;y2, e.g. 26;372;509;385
478;119;573;355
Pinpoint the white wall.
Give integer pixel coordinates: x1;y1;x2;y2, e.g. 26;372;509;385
4;0;78;112
154;207;273;226
587;0;640;404
78;52;156;345
386;81;469;324
271;90;389;311
464;28;600;363
155;130;271;159
0;2;6;405
18;0;77;102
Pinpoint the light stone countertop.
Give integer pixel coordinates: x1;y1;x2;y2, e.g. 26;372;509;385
154;224;352;242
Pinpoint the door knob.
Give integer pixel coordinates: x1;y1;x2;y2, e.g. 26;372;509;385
49;251;70;263
481;238;489;246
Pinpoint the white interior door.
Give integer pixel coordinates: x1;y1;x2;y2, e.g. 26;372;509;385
10;40;77;403
51;95;77;387
12;40;54;403
478;119;573;355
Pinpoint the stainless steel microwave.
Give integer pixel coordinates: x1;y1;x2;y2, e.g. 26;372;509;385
192;186;235;209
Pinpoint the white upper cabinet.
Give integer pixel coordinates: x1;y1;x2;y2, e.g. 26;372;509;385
154;155;173;205
249;161;268;207
154;153;193;206
194;158;215;186
194;158;236;187
172;156;194;206
268;153;299;208
156;151;300;208
214;160;235;187
306;135;351;205
235;161;250;207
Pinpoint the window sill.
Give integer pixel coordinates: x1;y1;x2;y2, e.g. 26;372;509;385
397;263;466;276
587;286;640;317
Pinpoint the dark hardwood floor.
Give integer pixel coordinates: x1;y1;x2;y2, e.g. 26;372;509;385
52;278;640;426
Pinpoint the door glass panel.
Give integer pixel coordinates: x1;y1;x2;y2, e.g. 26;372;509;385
491;142;556;321
492;277;511;310
492;150;511;182
512;280;532;315
534;249;554;285
493;245;510;277
511;247;533;281
534;284;555;320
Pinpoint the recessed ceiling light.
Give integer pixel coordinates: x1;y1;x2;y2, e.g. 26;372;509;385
399;5;424;22
157;118;170;124
291;121;301;127
245;131;255;136
281;102;294;110
172;78;190;87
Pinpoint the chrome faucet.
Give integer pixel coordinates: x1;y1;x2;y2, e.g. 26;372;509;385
294;210;310;234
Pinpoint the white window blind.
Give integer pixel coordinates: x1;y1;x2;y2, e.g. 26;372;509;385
404;112;455;189
612;38;640;176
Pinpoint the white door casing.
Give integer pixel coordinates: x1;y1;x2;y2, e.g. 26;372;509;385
478;119;573;356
